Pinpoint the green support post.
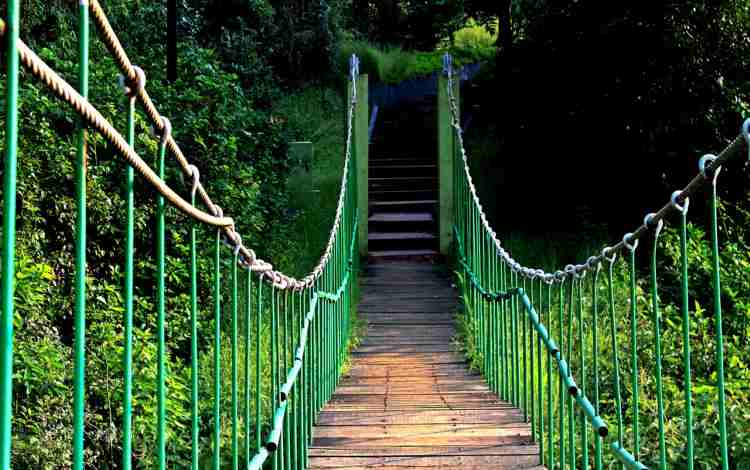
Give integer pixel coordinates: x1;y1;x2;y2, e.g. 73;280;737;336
437;71;457;255
73;2;89;468
0;1;20;467
351;74;368;256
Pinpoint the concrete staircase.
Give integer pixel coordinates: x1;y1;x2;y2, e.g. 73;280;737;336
368;100;440;260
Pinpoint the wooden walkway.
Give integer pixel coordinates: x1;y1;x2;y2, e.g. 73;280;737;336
309;262;542;469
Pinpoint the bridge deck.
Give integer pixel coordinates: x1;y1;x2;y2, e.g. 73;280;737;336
309;262;542;469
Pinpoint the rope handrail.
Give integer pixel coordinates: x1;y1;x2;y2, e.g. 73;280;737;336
86;0;358;289
443;53;750;283
0;2;363;467
446;48;745;469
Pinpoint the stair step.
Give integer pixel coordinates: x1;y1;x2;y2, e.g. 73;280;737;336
368;212;432;223
370;164;436;170
368;249;440;260
369;232;435;241
371;199;437;207
370;190;438;202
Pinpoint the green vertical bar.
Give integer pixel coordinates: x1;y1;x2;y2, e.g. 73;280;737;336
213;230;221;470
121;85;136;470
627;245;639;459
557;282;564;470
255;278;263;451
190;184;199;469
156;130;168;470
606;252;625;469
283;292;291;470
567;277;575;470
272;287;279;469
231;252;239;470
707;167;729;470
437;71;455;255
244;269;252;468
73;2;89;469
648;218;666;470
576;276;587;468
591;265;602;470
0;0;20;465
536;279;543;464
522;277;527;421
546;283;553;470
676;197;693;470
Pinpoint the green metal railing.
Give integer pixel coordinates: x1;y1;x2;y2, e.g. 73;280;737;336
0;2;361;467
444;53;749;470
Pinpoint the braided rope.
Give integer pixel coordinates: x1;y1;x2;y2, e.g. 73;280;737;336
0;20;232;228
444;54;749;283
2;4;361;290
89;0;360;289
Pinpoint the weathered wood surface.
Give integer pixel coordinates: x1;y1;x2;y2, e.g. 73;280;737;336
309;262;541;469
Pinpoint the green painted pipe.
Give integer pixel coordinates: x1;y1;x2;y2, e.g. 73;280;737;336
611;442;648;470
72;1;89;467
1;0;20;467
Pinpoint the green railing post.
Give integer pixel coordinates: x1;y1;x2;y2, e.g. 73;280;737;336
189;167;200;470
0;0;20;467
156;119;169;470
350;70;368;256
703;155;729;470
437;59;456;255
121;67;139;470
72;1;89;468
213;228;222;470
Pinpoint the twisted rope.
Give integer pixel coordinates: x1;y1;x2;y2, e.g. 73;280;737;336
444;53;749;283
2;3;361;290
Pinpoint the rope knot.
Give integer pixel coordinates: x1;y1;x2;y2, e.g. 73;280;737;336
120;65;145;97
159;116;172;148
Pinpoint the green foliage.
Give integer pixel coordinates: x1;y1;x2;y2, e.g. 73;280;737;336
455;199;750;468
338;38;494;84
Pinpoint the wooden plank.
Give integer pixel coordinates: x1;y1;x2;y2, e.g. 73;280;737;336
316;409;524;425
311;261;539;469
309;445;539;457
308;454;540;468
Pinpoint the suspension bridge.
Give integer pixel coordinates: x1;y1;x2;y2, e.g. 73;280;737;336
1;2;749;469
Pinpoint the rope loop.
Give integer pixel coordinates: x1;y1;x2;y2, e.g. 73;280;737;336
574;264;587;279
602;246;617;264
564;264;576;278
159;116;171;148
644;213;664;238
670;190;689;215
233;233;243;256
586;256;600;270
699;153;721;184
188;165;200;200
554;270;566;282
623;232;639;251
120;65;145;97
